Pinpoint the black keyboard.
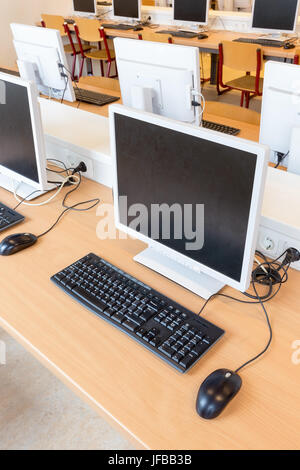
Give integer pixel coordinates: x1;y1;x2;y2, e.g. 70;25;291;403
0;202;25;232
51;253;225;373
74;88;120;106
102;23;134;30
233;37;287;48
157;30;198;38
202;120;240;136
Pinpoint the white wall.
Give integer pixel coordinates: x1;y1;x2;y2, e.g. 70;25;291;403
0;0;73;68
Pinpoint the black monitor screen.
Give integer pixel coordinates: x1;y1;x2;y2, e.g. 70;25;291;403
0;79;39;183
114;0;139;19
114;113;258;283
252;0;299;31
174;0;208;23
73;0;96;13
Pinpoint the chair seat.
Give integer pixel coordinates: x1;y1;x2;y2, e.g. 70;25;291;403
64;43;91;55
84;49;116;61
225;75;264;93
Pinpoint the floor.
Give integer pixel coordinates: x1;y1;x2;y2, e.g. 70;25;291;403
0;327;134;450
0;56;263;451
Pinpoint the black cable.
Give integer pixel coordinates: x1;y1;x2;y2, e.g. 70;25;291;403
197;248;295;374
59;63;83;109
13;190;42;210
60;74;69;104
36;168;100;238
275;150;289;169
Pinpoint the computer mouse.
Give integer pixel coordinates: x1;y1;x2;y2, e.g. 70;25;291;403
134;26;143;31
284;43;295;49
0;233;38;256
196;369;242;419
198;33;208;40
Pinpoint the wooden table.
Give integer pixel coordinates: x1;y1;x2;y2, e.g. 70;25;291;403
0;175;299;450
67;19;299;83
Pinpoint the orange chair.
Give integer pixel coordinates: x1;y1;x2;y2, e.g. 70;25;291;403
137;31;173;44
74;18;117;79
41;14;91;81
294;48;300;64
217;40;263;108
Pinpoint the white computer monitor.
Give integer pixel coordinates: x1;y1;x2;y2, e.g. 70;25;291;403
11;23;75;103
251;0;300;36
109;104;269;299
0;72;62;199
260;61;300;170
73;0;97;16
173;0;210;27
114;38;202;125
112;0;141;22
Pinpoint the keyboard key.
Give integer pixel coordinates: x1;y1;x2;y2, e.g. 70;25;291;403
179;354;196;370
122;319;138;332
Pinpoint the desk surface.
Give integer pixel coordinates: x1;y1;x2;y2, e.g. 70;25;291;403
0;176;299;450
67;18;299;60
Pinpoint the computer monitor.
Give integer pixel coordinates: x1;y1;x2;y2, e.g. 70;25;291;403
109;104;268;299
173;0;210;26
251;0;300;35
11;23;75;103
260;61;300;171
73;0;97;15
113;0;141;21
0;72;61;199
114;38;201;125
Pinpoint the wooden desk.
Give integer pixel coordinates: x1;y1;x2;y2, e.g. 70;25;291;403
0;175;299;450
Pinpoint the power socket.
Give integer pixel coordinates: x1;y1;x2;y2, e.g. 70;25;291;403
257;226;300;271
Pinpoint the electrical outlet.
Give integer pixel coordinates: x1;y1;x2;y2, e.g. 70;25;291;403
257;227;300;271
64;150;94;180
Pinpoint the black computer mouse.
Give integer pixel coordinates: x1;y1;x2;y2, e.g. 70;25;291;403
284;43;295;49
196;369;242;419
0;233;38;256
198;33;208;40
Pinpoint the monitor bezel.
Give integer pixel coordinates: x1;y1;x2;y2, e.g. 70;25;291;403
251;0;300;34
109;104;269;294
0;72;48;191
73;0;97;15
112;0;141;21
173;0;210;27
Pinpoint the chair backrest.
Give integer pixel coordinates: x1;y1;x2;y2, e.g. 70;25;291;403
220;40;261;72
75;18;102;43
41;14;66;36
205;101;261;126
138;31;173;43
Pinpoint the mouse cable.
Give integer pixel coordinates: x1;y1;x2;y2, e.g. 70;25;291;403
36;168;100;239
197;248;298;373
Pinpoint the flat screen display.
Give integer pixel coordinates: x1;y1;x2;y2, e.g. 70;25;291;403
113;0;139;19
114;113;258;283
73;0;96;13
0;79;39;183
252;0;299;31
174;0;208;23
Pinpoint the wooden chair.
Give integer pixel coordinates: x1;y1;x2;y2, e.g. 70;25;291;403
205;101;261;126
137;31;173;43
74;18;117;79
41;14;91;81
217;40;263;108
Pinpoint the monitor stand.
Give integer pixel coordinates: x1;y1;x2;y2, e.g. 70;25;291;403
0;170;65;201
134;246;225;300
